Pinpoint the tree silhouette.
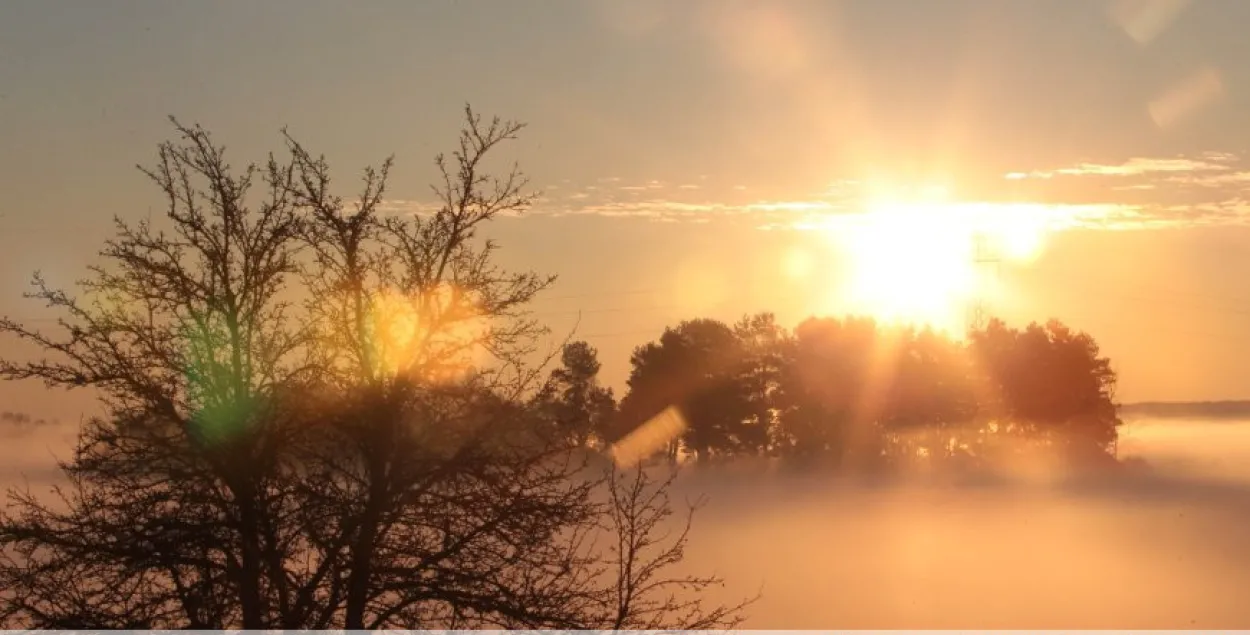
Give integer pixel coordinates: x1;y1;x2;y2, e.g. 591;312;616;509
282;106;573;630
0;108;750;629
871;326;980;466
532;341;617;448
618;313;1123;472
1;117;312;628
772;317;891;468
617;318;761;462
731;313;788;456
968;318;1120;463
592;464;756;629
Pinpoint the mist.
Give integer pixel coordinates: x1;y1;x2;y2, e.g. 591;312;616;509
668;417;1250;628
5;416;1250;628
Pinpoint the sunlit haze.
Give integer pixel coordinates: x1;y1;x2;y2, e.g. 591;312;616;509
5;0;1250;629
7;0;1250;408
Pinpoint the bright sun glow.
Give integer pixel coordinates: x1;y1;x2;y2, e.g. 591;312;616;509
821;189;1056;334
368;286;489;381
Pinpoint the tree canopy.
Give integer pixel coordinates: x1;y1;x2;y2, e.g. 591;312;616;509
618;313;1121;471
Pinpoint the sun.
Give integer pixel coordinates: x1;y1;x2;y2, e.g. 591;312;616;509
819;190;1051;333
829;199;978;332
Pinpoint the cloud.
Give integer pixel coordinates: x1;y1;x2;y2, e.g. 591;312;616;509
1022;157;1231;179
378;199;443;216
993;153;1250;227
541;194;848;225
550;170;1231;231
542;191;1153;234
1174;198;1250;224
1082;197;1250;229
1167;171;1250;188
825;179;860;193
554;199;732;220
757;202;1146;233
374;159;1250;231
615;180;671;193
745;201;838;213
1202;151;1239;164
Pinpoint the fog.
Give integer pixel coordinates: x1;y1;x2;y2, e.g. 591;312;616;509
4;417;1250;628
673;417;1250;628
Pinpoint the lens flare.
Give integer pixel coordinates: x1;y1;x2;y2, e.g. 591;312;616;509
366;286;489;382
609;406;688;468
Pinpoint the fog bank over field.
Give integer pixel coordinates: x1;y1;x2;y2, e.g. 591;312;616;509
670;417;1250;629
4;416;1250;628
1119;417;1250;484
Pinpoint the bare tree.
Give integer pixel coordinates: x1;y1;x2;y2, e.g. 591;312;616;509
282;105;576;629
0;107;752;630
594;465;754;630
0;117;310;628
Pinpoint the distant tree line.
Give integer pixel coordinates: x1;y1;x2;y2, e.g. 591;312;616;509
0;411;56;430
1118;400;1250;420
538;314;1121;471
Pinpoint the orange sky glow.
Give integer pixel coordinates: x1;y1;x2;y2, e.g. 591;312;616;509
4;0;1250;415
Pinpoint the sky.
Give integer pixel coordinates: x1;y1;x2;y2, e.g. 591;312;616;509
4;0;1250;421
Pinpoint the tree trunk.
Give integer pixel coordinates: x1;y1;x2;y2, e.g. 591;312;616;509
345;470;386;629
237;492;266;629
